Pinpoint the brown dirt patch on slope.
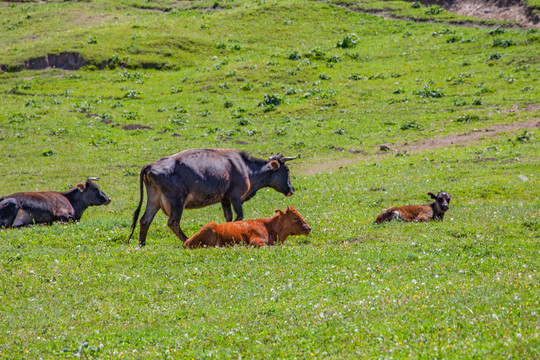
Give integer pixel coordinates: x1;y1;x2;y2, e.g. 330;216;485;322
421;0;539;28
298;119;539;175
330;0;539;28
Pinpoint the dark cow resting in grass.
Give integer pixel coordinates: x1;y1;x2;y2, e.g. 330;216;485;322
128;148;297;247
375;191;451;224
184;206;311;248
0;178;111;227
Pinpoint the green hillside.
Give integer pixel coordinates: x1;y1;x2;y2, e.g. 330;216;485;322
0;0;539;358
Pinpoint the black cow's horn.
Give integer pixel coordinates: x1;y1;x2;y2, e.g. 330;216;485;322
280;156;298;162
268;154;281;161
87;177;100;181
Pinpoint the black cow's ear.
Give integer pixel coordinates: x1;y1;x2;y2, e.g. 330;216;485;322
269;160;280;171
428;192;436;199
77;183;86;191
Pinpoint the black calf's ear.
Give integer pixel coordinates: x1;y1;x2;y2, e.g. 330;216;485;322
428;192;437;199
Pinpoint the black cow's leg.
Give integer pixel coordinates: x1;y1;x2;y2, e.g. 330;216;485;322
0;199;19;228
221;199;233;222
167;199;188;242
139;202;160;247
231;198;244;221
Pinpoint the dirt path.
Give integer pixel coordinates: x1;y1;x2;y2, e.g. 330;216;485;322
298;119;540;175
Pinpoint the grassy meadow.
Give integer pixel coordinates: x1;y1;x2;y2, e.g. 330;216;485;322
1;0;539;358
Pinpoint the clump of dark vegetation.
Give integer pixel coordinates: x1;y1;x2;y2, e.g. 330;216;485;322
488;26;505;36
123;90;141;99
454;113;480;123
414;84;444;98
492;38;514;48
259;94;282;112
516;130;533;143
348;73;364;80
400;121;423;130
306;47;326;60
284;86;301;95
261;94;281;106
41;149;56;157
319;73;330;80
368;73;387;80
487;52;503;61
472;98;483;105
288;51;302;60
425;5;444;15
241;82;254;91
336;33;359;48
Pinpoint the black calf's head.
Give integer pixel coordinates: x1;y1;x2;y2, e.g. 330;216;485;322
78;178;111;206
267;155;297;197
428;191;451;212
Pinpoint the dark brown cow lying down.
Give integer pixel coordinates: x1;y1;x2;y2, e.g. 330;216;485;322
375;191;451;224
0;178;111;227
184;206;311;248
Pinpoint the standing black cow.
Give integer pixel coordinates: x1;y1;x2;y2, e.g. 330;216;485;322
128;149;297;246
0;177;111;227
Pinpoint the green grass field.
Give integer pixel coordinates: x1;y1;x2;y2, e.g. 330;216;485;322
1;0;539;358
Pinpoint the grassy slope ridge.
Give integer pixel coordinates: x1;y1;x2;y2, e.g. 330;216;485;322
1;0;539;358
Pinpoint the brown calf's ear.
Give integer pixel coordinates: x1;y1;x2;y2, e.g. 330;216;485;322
269;160;280;171
77;183;86;191
274;209;285;215
427;192;436;199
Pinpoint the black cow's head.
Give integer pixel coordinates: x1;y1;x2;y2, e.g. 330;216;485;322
267;155;297;197
78;177;111;206
428;191;451;212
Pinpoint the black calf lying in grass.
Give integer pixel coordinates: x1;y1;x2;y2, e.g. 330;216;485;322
375;191;451;224
0;178;110;227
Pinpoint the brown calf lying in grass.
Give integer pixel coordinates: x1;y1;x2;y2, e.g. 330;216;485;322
184;206;311;248
375;191;451;224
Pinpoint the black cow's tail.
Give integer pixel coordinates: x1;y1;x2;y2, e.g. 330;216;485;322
127;165;150;244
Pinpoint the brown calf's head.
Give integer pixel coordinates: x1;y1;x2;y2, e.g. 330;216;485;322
78;177;111;206
267;155;297;197
428;191;451;212
275;206;311;237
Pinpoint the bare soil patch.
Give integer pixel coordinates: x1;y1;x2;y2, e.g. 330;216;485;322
330;0;539;28
0;52;86;72
298;119;539;175
396;119;539;153
122;124;152;131
420;0;539;27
